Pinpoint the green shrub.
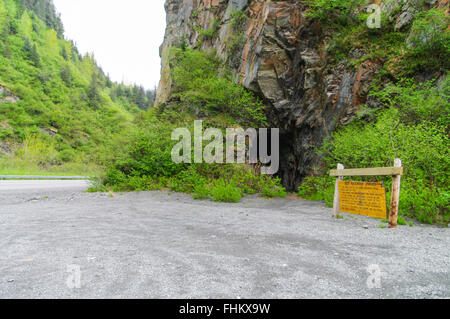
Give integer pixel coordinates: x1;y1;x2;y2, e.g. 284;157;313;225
307;0;366;26
259;176;287;198
192;183;210;200
58;148;75;163
210;179;243;203
397;216;407;226
169;166;208;193
195;19;221;41
103;168;127;186
298;176;335;206
114;123;185;178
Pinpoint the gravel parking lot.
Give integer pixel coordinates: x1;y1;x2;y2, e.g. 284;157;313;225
0;181;448;298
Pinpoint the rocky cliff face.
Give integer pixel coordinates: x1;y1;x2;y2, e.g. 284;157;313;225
156;0;446;190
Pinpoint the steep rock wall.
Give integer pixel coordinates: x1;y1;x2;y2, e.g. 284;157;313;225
156;0;445;190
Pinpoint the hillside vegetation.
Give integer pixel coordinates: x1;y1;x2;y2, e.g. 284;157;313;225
0;0;155;175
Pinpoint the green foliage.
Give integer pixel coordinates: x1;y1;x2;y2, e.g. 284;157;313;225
169;47;267;127
19;0;64;37
0;1;7;31
192;183;210;200
191;9;199;19
195;19;220;41
318;1;448;80
405;9;450;73
28;42;39;66
397;216;407;226
229;9;247;31
372;79;449;126
96;111;286;202
210;179;243;203
59;64;71;86
225;9;247;68
300;77;450;225
259;176;287;198
114;123;184;179
298;176;335;207
307;0;366;26
0;133;100;176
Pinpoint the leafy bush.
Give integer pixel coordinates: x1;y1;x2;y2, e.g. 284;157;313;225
210;179;243;203
371;79;449;126
192;183;210;200
259;176;287;198
298;176;335;206
114;124;184;179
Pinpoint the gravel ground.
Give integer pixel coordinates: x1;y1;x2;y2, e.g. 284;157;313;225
0;181;448;299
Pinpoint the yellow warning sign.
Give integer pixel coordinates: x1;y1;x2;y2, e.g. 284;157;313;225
338;181;387;219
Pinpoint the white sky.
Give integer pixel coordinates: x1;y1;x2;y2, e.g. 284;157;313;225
53;0;166;90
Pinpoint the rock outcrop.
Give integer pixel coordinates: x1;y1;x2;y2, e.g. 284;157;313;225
0;86;20;104
156;0;445;190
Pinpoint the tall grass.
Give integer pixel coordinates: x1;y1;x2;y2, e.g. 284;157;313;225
0;134;101;176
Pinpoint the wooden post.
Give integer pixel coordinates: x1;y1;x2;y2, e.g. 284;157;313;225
333;164;344;218
389;159;402;229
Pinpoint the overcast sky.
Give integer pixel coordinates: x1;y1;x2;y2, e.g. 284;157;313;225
53;0;166;90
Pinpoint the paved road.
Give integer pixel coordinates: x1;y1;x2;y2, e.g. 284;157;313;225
0;181;448;298
0;180;89;191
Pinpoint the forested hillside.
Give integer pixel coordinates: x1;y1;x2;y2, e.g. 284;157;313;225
0;0;155;174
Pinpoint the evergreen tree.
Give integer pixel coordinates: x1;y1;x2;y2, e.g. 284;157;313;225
20;0;64;37
60;65;72;86
29;43;40;67
61;45;68;60
22;37;31;52
3;41;11;58
22;38;40;67
87;73;101;109
105;74;112;88
116;84;123;97
136;86;146;109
